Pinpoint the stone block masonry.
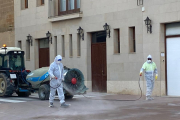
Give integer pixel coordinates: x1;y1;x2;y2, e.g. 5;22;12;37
0;0;14;32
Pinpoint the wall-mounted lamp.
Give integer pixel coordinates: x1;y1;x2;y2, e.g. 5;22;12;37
77;26;84;40
144;17;152;33
46;31;52;44
103;23;110;38
27;34;33;46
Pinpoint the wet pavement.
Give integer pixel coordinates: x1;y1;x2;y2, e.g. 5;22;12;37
0;93;180;120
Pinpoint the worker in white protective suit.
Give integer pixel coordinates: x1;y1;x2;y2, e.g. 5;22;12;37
139;55;158;101
48;55;70;108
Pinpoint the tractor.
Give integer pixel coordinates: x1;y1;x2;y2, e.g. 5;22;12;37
0;45;88;99
0;45;31;97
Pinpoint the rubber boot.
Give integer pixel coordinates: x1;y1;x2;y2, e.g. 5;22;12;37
49;102;54;107
61;102;71;108
146;96;151;101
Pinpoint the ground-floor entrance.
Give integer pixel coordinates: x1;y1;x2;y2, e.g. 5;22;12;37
166;37;180;96
166;23;180;96
91;31;107;92
39;38;49;68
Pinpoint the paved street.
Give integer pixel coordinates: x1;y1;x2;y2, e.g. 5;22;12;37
0;93;180;120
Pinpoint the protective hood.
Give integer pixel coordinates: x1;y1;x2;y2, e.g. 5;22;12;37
147;54;152;63
54;55;62;64
147;55;152;59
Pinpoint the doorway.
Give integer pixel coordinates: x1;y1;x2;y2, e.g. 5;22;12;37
91;31;107;92
166;37;180;96
39;38;50;68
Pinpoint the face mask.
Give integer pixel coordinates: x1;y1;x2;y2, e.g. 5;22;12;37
57;61;61;64
147;60;152;63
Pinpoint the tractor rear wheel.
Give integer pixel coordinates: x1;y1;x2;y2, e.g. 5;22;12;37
38;84;50;100
0;73;14;96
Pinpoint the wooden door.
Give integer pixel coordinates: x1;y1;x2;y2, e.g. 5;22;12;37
39;38;49;68
91;43;107;92
39;48;49;68
101;43;107;92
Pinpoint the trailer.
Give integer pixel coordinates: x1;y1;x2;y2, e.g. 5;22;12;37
26;66;88;100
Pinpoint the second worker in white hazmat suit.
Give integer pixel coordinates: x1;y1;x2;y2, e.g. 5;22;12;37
48;55;70;108
140;55;158;101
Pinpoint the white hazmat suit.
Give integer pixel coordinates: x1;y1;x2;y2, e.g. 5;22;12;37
140;55;158;100
48;55;65;105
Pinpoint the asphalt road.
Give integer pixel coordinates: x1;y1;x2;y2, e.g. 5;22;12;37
0;93;180;120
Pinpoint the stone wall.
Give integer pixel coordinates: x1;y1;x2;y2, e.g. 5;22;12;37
0;0;14;32
0;0;15;47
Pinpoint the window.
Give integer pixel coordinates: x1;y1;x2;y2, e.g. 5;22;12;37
54;36;57;56
0;56;2;67
69;34;73;57
129;27;136;53
77;0;80;8
18;41;22;49
77;33;81;56
9;54;25;70
39;39;49;48
25;0;28;8
62;35;65;57
68;0;74;10
114;29;120;53
4;56;9;68
41;0;44;5
21;0;28;10
26;40;30;60
58;0;80;15
37;0;44;6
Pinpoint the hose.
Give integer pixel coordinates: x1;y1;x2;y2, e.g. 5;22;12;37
49;79;63;89
50;83;62;89
82;77;142;101
49;77;142;101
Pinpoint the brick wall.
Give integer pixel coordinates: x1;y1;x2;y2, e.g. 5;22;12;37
0;0;14;32
0;0;15;47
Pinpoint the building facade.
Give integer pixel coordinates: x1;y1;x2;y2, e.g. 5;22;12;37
0;0;15;47
14;0;180;96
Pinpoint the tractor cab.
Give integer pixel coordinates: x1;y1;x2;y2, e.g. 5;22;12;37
0;44;31;97
0;45;25;71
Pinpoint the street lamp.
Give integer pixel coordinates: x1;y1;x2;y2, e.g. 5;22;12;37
144;17;152;33
46;31;52;44
103;23;110;38
27;34;33;46
77;26;84;40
